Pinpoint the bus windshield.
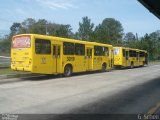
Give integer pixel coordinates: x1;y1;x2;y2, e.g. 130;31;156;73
114;48;120;55
12;35;31;48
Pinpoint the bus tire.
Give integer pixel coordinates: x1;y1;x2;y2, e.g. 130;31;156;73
130;62;134;69
102;63;107;72
142;61;145;67
64;65;72;77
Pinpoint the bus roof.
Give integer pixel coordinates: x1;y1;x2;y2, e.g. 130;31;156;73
113;46;147;53
13;34;113;48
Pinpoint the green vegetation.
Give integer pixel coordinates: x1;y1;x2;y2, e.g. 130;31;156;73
148;60;160;65
0;63;10;68
0;17;160;60
0;68;16;75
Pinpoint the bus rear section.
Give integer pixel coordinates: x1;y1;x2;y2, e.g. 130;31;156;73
139;50;148;66
114;47;139;68
114;47;148;68
11;35;33;72
113;47;123;68
114;47;135;68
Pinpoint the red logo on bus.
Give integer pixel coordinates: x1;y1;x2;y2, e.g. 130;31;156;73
12;36;31;48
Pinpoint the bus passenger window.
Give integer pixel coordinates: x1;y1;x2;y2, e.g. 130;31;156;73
63;42;74;55
94;46;103;56
129;50;136;57
114;48;120;55
133;51;137;57
140;52;145;57
123;50;126;57
137;52;139;60
87;49;92;58
126;51;129;60
53;46;56;56
35;39;51;54
103;47;109;56
58;46;60;56
75;43;85;55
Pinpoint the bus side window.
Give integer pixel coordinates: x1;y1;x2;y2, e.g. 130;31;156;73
90;49;92;58
53;45;60;58
94;46;103;56
137;52;139;60
87;49;89;57
133;51;136;57
140;52;144;58
53;45;56;57
104;47;109;56
35;39;51;54
87;49;92;58
75;43;85;56
129;50;132;57
126;51;129;60
63;42;74;55
123;49;126;57
57;46;60;58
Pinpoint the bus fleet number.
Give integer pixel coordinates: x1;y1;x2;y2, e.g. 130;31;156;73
67;57;75;61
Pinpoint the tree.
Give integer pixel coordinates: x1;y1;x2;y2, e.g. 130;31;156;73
101;18;124;45
20;18;36;33
55;24;72;38
93;24;108;43
8;18;74;38
0;35;11;54
32;19;48;35
148;30;160;59
138;34;154;60
10;23;21;35
78;16;94;41
124;32;136;47
93;18;124;45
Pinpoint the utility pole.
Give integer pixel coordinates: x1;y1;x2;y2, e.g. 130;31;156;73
45;24;49;35
136;33;138;41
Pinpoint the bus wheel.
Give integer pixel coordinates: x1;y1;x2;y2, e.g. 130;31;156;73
102;63;107;72
130;62;134;69
64;65;72;77
142;61;145;67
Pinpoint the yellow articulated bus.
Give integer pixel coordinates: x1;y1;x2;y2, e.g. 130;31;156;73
114;47;148;68
11;34;113;76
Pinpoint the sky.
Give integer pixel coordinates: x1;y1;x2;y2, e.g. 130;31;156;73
0;0;160;37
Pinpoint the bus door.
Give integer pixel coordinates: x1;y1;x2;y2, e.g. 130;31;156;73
126;51;129;66
137;52;140;66
53;44;61;73
145;53;148;65
86;48;93;70
111;50;114;68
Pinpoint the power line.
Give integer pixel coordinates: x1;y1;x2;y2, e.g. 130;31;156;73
0;30;10;35
0;29;8;31
0;18;23;24
0;18;14;23
0;32;9;33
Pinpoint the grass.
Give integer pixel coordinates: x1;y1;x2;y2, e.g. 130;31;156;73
0;53;10;57
148;60;160;65
0;68;25;75
0;68;15;75
0;68;35;80
0;63;10;68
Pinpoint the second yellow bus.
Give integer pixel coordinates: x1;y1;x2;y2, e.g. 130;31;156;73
114;47;148;68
